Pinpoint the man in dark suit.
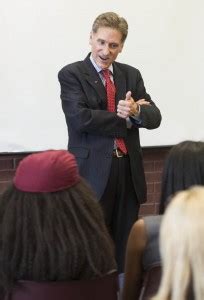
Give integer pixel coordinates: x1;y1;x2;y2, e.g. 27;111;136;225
58;12;161;273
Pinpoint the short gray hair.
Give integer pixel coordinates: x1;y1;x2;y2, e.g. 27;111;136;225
92;12;128;43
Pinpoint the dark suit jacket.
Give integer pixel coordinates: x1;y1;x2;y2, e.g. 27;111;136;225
58;54;161;203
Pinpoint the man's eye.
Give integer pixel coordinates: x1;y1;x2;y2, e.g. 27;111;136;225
110;44;118;49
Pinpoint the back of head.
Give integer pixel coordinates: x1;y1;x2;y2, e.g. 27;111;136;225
159;140;204;213
92;12;128;43
153;186;204;300
0;150;116;297
14;149;80;192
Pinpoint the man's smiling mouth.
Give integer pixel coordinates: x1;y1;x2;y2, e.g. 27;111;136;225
99;56;109;61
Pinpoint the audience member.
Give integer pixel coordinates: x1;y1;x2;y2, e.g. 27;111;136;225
122;140;204;300
0;150;116;298
153;186;204;300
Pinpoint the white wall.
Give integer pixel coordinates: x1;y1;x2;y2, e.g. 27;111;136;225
0;0;203;152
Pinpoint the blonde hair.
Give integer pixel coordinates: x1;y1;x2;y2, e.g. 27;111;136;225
152;186;204;300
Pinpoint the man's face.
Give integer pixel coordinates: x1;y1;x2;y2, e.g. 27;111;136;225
89;27;124;69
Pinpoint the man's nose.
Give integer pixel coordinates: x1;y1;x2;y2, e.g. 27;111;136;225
102;44;111;55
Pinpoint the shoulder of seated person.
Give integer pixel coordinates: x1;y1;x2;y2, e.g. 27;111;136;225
130;219;147;250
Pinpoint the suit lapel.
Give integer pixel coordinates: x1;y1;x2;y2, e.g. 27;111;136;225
113;63;127;105
80;55;126;109
81;55;107;108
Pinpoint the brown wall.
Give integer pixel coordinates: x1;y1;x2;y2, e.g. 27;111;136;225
140;147;170;216
0;147;170;216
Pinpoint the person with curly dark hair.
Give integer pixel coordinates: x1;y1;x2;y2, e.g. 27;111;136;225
0;150;116;299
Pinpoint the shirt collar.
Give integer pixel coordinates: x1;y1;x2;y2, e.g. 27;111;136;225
90;54;113;74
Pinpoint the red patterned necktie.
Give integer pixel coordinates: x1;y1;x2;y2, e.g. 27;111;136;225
102;69;127;154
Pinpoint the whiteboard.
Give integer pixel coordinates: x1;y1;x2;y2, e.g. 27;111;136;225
0;0;203;152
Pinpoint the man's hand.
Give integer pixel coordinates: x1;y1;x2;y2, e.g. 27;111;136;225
117;91;150;119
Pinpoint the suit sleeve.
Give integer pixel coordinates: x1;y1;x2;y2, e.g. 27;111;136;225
132;70;162;129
